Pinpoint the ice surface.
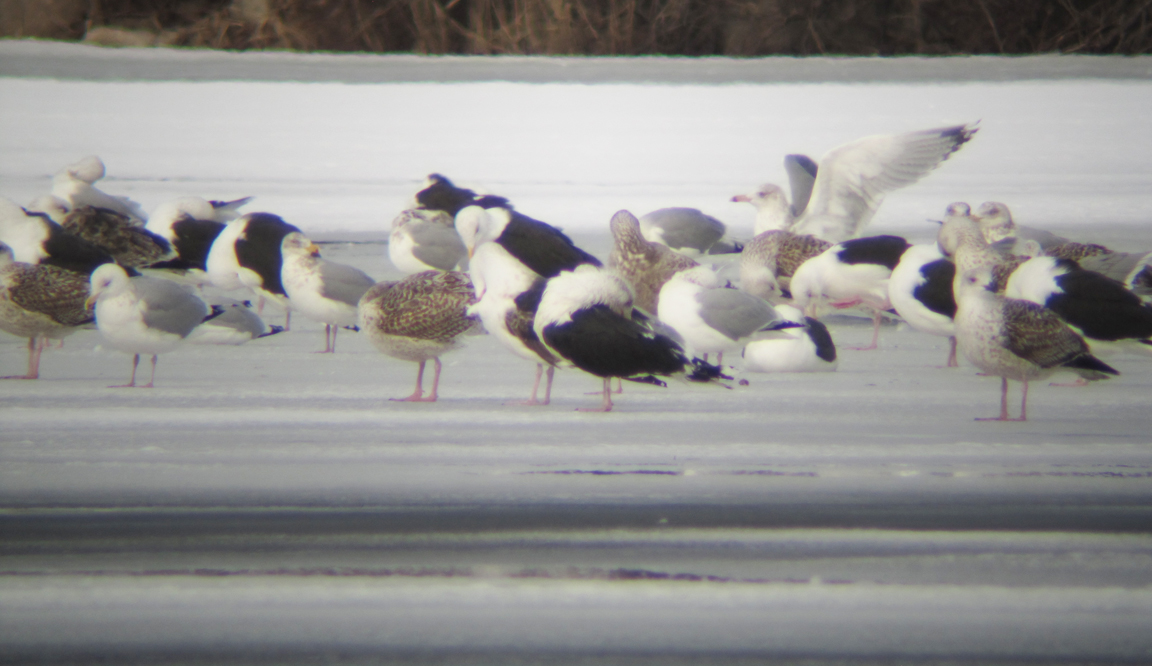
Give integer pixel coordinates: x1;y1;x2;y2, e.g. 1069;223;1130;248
1;41;1151;663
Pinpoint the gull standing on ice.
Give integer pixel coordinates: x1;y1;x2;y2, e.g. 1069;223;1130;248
534;265;724;412
732;123;979;243
954;265;1118;421
86;263;209;387
359;270;481;402
388;208;469;274
607;209;698;315
280;232;376;353
790;235;911;350
741;304;838;373
889;243;959;367
205;212;301;327
657;265;791;364
145;196;252;283
457;203;601;405
0;242;94;379
1;197;117;275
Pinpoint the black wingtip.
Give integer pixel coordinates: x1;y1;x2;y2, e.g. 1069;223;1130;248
686;358;733;382
624;375;668;388
257;325;286;338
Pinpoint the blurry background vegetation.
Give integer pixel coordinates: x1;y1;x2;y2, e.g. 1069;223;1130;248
2;0;1149;55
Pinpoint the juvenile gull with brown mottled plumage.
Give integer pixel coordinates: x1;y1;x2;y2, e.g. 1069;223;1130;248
359;270;481;403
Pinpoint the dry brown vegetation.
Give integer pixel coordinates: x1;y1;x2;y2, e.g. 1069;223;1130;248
3;0;1151;55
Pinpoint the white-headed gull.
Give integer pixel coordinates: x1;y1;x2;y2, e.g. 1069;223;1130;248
456;204;601;278
388;208;469;274
790;234;911;350
1;197;117;275
280;232;376;353
359;270;481;402
656;265;789;364
0;242;94;379
741;304;837;373
186;298;283;345
86;263;209;387
51;156;147;222
205;212;300;327
954;265;1118;421
889;243;959;367
733;123;978;242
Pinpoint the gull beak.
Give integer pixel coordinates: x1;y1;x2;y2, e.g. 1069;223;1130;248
731;194;750;203
83;294;97;311
928;218;943;225
308;243;321;257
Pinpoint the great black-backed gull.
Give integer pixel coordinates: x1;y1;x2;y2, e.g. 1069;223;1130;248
534;265;723;412
86;263;209;387
889;243;959;367
1004;255;1152;357
1;197;118;275
467;241;561;405
145;196;252;283
790;234;911;350
0;242;94;379
280;232;376;353
731;123;978;243
359;270;481;402
954;265;1118;421
637;207;728;256
742;304;837;373
739;228;831;302
608;209;698;315
456;205;601;279
205;212;301;327
59;205;173;269
657;265;791;364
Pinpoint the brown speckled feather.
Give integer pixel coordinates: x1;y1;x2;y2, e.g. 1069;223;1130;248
1002;298;1090;369
608;210;697;313
990;256;1028;293
62;205;172;267
776;233;833;277
6;263;94;326
1044;241;1112;263
504;306;561;366
361;270;479;342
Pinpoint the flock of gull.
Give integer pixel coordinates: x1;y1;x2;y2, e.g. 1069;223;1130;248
2;122;1151;418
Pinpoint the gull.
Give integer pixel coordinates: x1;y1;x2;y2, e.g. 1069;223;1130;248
638;207;728;256
741;304;838;373
1;197;117;275
790;234;911;350
280;232;376;352
607;209;698;315
51;155;147;222
739;228;832;302
86;263;209;387
145;196;253;284
359;270;481;402
0;242;94;379
388;208;469;274
534;264;724;412
656;265;791;364
205;212;301;327
889;243;959;367
186;299;284;345
732;123;979;243
954;265;1118;421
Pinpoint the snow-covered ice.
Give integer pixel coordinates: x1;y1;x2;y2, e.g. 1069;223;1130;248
1;41;1151;663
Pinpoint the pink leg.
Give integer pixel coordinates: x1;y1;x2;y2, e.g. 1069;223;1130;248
316;324;335;353
142;354;158;388
976;376;1025;421
612;377;623;394
848;311;882;351
946;336;958;368
111;354;141;388
284;308;291;332
3;337;43;380
513;364;553;406
577;377;614;412
392;359;439;402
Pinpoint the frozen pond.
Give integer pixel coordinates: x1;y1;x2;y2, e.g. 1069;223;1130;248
1;41;1151;663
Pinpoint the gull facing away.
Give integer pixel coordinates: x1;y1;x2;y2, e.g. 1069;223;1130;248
145;196;252;285
638;207;728;257
50;155;147;222
205;212;301;328
608;209;698;315
889;243;959;367
0;241;94;379
953;265;1118;421
733;122;979;243
86;263;210;388
280;232;376;353
388;208;468;274
359;270;481;402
